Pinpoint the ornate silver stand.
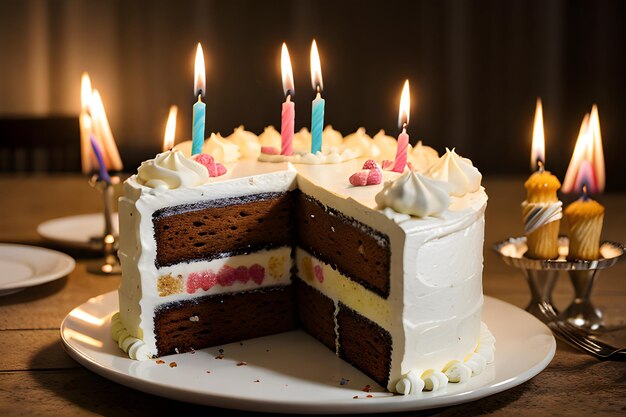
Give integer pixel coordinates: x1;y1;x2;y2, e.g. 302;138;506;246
493;236;624;330
87;175;121;275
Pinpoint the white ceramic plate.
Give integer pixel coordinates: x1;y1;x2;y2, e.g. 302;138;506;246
0;243;75;295
37;213;119;248
61;293;555;413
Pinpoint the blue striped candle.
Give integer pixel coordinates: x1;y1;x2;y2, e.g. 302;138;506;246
192;95;205;155
311;92;324;154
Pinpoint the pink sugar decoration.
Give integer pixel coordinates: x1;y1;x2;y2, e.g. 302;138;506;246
192;153;227;177
366;168;382;185
349;171;369;186
218;266;237;286
215;163;227;176
235;266;249;284
249;264;265;285
261;146;280;155
313;265;324;283
193;154;215;166
362;159;379;170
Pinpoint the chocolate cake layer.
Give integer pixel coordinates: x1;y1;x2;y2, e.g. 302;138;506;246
153;192;294;267
337;303;392;388
153;286;295;356
295;193;391;298
294;278;336;352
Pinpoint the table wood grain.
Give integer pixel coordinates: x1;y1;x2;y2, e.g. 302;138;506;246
1;175;625;416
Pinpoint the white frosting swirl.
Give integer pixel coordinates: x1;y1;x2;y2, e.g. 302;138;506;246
422;370;448;391
373;129;398;161
203;133;240;163
322;125;343;151
258;126;282;150
428;148;482;197
227;125;260;158
111;312;152;360
394;370;425;395
521;201;563;234
409;140;439;173
137;150;209;189
375;170;451;217
343;128;380;159
443;360;472;383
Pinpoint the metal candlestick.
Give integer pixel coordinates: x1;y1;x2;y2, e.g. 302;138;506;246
87;175;121;275
493;236;624;329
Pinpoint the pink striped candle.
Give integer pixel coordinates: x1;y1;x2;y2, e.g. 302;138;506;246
280;43;295;155
392;80;411;173
281;95;294;155
392;126;409;173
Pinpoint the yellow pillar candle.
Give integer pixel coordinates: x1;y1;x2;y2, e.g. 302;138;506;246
564;197;604;260
523;170;563;259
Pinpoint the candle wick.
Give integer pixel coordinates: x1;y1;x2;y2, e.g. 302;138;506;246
537;160;545;173
197;92;203;102
286;92;292;102
316;85;321;94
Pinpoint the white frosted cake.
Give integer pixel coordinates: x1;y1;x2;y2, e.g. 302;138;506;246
112;126;494;394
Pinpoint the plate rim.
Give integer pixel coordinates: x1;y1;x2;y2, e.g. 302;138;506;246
60;292;556;414
0;243;75;290
37;212;119;247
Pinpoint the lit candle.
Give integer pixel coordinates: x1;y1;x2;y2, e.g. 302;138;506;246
163;105;178;152
192;43;206;156
563;107;606;261
522;98;563;259
392;80;411;173
90;134;111;183
79;73;94;174
310;39;325;154
90;89;123;171
281;43;295;156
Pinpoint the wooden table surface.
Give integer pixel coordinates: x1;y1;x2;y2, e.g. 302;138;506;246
1;175;625;416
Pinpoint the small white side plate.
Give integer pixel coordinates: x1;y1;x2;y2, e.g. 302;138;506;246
0;243;75;295
37;213;119;248
61;293;555;413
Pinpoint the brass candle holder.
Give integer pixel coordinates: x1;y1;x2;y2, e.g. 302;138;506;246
87;174;121;275
493;236;624;330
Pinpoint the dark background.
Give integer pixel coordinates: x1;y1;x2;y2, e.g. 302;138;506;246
0;0;624;190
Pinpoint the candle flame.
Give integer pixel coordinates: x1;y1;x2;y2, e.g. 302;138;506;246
531;98;545;171
81;72;92;112
310;39;323;92
281;43;295;97
562;105;606;194
398;80;410;128
194;43;206;97
163;105;178;152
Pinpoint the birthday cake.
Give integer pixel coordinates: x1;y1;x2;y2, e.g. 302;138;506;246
112;126;494;394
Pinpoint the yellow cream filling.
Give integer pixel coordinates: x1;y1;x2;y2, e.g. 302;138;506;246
296;248;391;330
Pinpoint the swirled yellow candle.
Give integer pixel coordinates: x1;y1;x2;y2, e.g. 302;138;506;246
522;99;563;259
565;196;604;260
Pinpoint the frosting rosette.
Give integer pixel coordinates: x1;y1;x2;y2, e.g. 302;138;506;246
203;133;241;163
375;170;451;217
137;150;209;189
258;126;282;150
373;129;399;161
322;125;343;151
293;127;312;153
409;140;439;173
427;148;482;197
227;125;260;158
343;127;379;159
